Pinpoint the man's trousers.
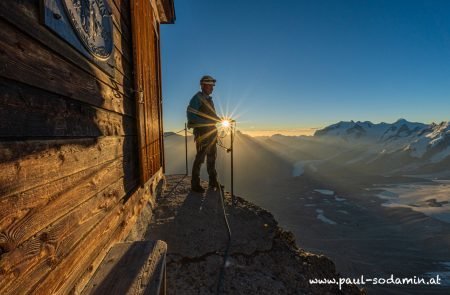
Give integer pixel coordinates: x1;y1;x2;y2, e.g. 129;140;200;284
191;127;218;186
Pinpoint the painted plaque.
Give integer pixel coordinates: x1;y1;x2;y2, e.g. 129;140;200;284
42;0;115;76
61;0;113;60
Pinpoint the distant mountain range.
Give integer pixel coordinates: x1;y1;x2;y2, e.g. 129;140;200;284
315;119;449;159
164;119;449;179
266;119;450;176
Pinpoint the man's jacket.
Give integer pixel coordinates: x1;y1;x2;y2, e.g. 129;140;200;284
187;91;220;129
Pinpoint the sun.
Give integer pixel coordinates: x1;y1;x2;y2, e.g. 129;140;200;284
221;120;230;128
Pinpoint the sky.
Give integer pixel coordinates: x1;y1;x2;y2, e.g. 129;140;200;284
160;0;450;136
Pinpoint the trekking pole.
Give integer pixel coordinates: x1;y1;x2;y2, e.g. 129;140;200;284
230;123;234;205
230;120;236;205
185;123;188;176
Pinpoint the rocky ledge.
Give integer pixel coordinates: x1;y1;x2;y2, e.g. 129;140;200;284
144;175;363;294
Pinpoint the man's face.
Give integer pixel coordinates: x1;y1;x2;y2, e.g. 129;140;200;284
201;83;214;95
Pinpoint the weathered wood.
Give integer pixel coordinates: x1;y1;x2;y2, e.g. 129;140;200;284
113;24;133;65
0;19;136;116
42;0;115;76
131;0;163;185
0;1;134;100
81;240;167;295
0;154;135;234
0;176;137;295
112;0;131;27
73;168;164;295
0;153;137;253
114;42;133;78
31;170;163;295
110;0;132;43
0;78;136;138
0;136;136;197
4;189;132;295
0;1;169;295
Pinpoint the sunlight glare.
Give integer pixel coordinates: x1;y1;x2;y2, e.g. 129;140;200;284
221;120;230;128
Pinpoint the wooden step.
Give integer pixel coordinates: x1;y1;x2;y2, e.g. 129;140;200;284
81;240;167;295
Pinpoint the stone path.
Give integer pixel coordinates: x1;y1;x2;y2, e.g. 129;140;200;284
145;175;362;295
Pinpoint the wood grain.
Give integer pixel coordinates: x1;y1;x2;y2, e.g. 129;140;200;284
72;168;163;295
0;77;136;137
11;0;133;89
131;0;163;185
0;176;135;295
0;0;134;93
80;240;167;295
110;0;132;44
0;26;117;118
32;169;163;295
0;78;134;137
0;1;169;295
0;136;136;197
0;152;137;251
0;19;135;116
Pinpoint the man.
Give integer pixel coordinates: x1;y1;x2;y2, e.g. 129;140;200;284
187;75;221;193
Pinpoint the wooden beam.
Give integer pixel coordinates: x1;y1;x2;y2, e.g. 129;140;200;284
0;19;134;116
1;0;135;92
0;2;134;112
0;153;137;252
0;78;137;138
73;168;164;295
0;176;136;295
0;136;135;197
32;169;163;295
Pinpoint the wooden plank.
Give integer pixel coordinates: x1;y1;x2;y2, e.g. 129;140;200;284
0;78;136;138
110;0;132;43
0;136;136;197
81;240;167;295
32;169;163;295
3;189;131;295
132;0;146;184
0;19;135;116
0;176;137;295
0;168;164;295
112;0;131;27
156;25;166;170
73;168;163;295
0;154;136;237
0;1;134;107
0;154;137;253
113;43;133;78
113;24;133;64
131;0;163;185
0;0;134;97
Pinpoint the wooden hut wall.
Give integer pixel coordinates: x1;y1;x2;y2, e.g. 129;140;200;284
0;1;164;294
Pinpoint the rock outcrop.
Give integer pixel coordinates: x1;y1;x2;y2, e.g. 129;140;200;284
144;175;363;294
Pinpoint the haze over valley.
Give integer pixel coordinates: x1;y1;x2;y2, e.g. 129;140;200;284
164;119;450;294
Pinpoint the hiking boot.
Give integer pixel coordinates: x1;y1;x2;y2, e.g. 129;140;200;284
191;184;205;193
208;179;219;190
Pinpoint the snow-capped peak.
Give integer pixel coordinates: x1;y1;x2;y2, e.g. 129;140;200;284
315;119;450;161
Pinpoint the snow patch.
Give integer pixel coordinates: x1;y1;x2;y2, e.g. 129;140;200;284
334;196;346;201
375;183;450;224
314;189;334;196
408;137;429;158
316;209;337;225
